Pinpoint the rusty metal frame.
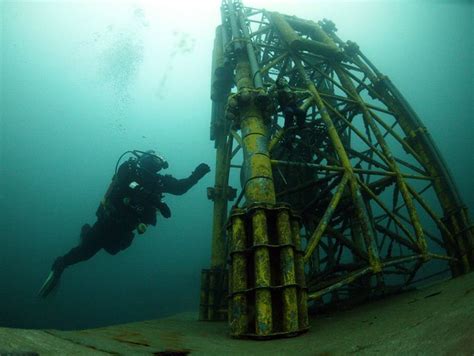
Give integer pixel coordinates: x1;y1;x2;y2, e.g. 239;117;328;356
206;0;473;322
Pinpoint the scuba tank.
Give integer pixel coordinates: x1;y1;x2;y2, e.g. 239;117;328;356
98;156;137;220
97;150;170;230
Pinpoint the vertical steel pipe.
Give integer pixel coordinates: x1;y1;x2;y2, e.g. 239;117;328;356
252;209;273;336
291;218;309;329
230;215;248;336
277;209;299;332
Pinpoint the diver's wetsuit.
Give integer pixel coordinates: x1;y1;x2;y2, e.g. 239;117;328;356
54;158;203;271
275;84;306;129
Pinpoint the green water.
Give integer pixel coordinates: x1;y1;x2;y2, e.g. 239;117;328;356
0;0;472;330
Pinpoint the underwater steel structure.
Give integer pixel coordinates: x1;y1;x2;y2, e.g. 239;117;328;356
200;0;473;339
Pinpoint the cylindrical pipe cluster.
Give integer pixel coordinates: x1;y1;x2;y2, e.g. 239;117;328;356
228;204;309;339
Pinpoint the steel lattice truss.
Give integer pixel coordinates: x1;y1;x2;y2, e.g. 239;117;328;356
209;1;473;308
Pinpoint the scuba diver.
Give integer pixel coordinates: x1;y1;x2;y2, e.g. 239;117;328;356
272;77;307;130
38;150;211;298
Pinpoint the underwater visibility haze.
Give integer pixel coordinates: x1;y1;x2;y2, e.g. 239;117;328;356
0;0;472;330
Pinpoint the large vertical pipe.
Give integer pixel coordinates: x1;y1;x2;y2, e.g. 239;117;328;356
235;55;276;205
236;6;263;88
235;50;275;335
211;26;229;103
210;23;233;269
277;209;299;332
226;0;243;53
291;218;309;329
231;0;275;205
230;215;248;335
210;130;232;269
252;209;273;336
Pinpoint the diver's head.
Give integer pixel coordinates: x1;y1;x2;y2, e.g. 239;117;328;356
137;150;168;174
276;77;288;88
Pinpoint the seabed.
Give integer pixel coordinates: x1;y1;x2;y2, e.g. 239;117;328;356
1;272;473;355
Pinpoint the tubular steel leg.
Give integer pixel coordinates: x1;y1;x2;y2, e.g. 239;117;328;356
230;214;248;336
277;209;299;333
252;209;273;336
210;128;232;270
291;219;309;330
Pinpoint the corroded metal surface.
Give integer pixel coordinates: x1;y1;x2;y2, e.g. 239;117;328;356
208;0;472;316
227;205;308;338
229;214;248;335
277;210;299;332
252;209;273;336
205;0;473;340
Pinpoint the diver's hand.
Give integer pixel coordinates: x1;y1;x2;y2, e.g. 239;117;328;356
158;202;171;219
192;163;211;181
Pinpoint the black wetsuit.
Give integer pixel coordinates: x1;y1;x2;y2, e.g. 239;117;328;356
55;158;202;270
276;85;306;129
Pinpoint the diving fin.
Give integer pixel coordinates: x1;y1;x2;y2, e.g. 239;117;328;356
38;269;62;298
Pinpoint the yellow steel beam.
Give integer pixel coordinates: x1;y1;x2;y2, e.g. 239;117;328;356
351;45;473;272
269;21;383;272
303;173;349;262
333;65;429;256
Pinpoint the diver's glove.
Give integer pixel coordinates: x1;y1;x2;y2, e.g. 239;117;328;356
158;202;171;218
191;163;211;182
137;223;147;234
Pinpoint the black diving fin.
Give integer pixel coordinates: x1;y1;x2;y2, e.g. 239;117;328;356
38;269;62;298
